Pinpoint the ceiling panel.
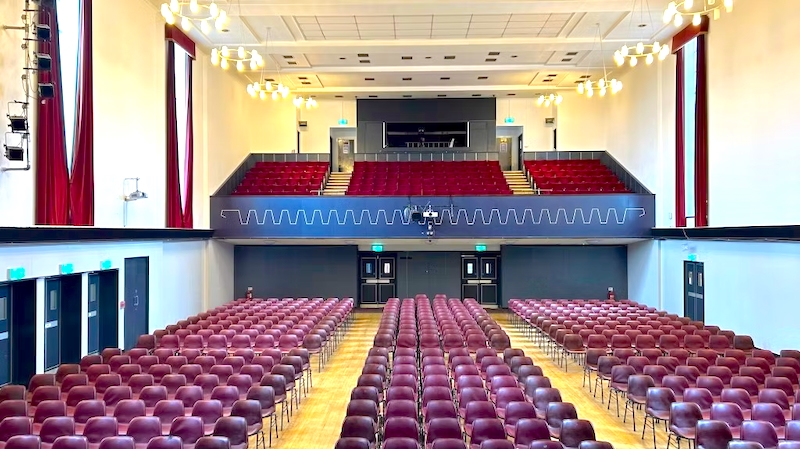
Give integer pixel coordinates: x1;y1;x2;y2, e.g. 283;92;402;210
317;70;537;88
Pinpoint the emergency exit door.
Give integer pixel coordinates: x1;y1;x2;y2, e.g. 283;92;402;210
360;254;396;305
462;254;499;305
44;279;60;371
684;261;705;322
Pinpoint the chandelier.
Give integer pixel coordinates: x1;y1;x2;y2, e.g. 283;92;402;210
664;0;734;27
212;46;265;72
160;0;227;33
577;24;623;98
293;96;318;109
536;94;563;107
614;0;669;67
245;28;291;100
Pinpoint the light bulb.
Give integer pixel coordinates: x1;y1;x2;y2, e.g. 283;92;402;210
614;52;624;66
181;17;191;31
265;82;273;91
294;97;302;107
664;9;673;23
218;10;227;24
674;13;683;26
587;88;594;98
236;60;244;72
621;45;629;57
577;84;585;94
237;47;245;59
544;100;551;107
646;54;654;65
599;87;606;97
169;0;179;13
211;48;219;65
201;20;210;34
713;8;721;19
281;88;289;98
636;42;645;54
247;85;255;97
272;91;278;100
668;1;677;10
692;13;701;26
685;0;694;10
555;95;563;105
709;0;716;4
537;95;545;105
724;0;733;12
659;47;669;60
161;4;172;20
215;17;224;31
653;42;661;53
251;50;259;58
277;83;284;91
220;58;229;70
189;0;199;13
617;81;623;90
306;100;313;109
258;56;265;68
598;78;605;88
221;46;229;58
549;94;555;101
260;91;266;100
209;2;219;18
250;60;257;70
630;56;638;67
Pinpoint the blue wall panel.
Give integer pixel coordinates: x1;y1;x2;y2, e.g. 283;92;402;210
211;194;656;239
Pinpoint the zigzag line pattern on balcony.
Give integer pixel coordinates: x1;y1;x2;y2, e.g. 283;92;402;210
219;207;647;226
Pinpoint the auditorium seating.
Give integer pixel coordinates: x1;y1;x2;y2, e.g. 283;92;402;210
509;299;800;449
0;297;353;449
232;162;329;195
335;295;613;449
346;161;513;196
524;160;629;195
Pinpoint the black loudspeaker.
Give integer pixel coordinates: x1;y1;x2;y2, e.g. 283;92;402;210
38;83;54;98
411;211;423;223
37;54;52;71
36;24;52;41
5;147;24;161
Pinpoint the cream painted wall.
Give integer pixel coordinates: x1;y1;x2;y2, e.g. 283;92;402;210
495;98;553;152
556;93;608;151
707;0;800;226
605;61;676;227
0;0;36;226
297;100;356;154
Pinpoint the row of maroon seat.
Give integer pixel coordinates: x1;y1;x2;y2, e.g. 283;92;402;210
508;299;800;449
346;162;513;196
232;162;329;196
0;298;353;449
523;160;630;195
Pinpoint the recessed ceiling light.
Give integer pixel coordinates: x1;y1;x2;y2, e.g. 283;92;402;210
335;95;343;98
265;78;275;82
402;95;412;97
288;61;297;65
425;56;432;59
402;77;412;81
358;53;369;57
283;55;294;59
301;81;311;85
543;79;553;82
477;76;488;80
638;23;647;27
485;58;497;62
437;94;446;97
359;60;370;63
298;76;308;80
472;94;481;96
444;55;455;60
566;52;578;56
580;75;591;78
365;77;374;81
511;55;518;58
574;81;584;84
368;95;378;98
488;51;500;56
440;77;450;80
339;57;346;60
507;93;516;96
561;58;572;62
548;74;558;77
401;56;412;60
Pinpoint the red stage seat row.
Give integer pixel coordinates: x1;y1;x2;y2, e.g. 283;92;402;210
524;160;631;195
232;162;329;196
346;161;513;196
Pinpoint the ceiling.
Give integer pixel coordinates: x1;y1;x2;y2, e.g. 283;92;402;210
157;0;679;97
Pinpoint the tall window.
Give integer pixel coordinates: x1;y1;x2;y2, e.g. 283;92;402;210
683;37;698;227
56;0;80;172
173;46;189;211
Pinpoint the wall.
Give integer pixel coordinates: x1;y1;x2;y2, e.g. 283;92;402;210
706;0;800;226
298;100;356;154
496;98;553;152
205;240;234;308
556;92;608;152
626;240;660;308
0;0;35;226
396;251;462;299
501;245;628;304
0;239;208;372
233;245;359;299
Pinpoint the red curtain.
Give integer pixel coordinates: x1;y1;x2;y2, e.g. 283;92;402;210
674;48;687;228
181;51;194;228
69;0;94;225
694;35;709;227
35;3;70;225
165;41;182;228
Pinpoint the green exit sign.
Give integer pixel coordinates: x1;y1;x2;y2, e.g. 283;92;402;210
475;244;487;252
371;244;383;252
8;267;25;281
60;263;74;275
100;260;112;270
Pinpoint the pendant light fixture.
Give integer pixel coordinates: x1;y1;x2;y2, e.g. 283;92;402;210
614;0;670;67
536;93;563;107
160;0;227;33
664;0;733;27
211;0;264;72
246;28;291;100
577;24;623;98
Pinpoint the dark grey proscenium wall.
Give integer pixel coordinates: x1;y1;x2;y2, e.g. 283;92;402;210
395;252;462;299
234;246;358;299
357;98;496;153
501;246;628;306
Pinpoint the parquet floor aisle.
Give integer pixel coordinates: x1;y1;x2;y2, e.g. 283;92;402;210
269;311;381;449
492;312;669;449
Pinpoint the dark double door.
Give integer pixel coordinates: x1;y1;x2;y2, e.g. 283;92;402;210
359;254;396;305
684;261;705;322
1;280;36;385
44;275;82;371
462;254;499;305
124;258;149;351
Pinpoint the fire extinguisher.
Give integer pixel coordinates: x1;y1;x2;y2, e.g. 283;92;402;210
607;287;616;301
245;287;253;300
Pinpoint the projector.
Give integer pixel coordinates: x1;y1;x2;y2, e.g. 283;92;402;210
422;210;439;219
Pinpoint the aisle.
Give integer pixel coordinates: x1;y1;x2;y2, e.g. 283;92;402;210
492;312;667;449
269;311;381;449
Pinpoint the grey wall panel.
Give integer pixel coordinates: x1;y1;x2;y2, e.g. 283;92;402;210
357;98;496;122
234;246;359;299
395;252;462;299
500;246;628;305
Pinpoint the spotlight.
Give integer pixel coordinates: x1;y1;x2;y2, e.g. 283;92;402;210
36;54;52;71
9;116;27;132
38;83;54;98
36;24;51;41
411;210;423;223
5;145;24;161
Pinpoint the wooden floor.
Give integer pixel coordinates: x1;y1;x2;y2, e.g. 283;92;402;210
267;310;670;449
